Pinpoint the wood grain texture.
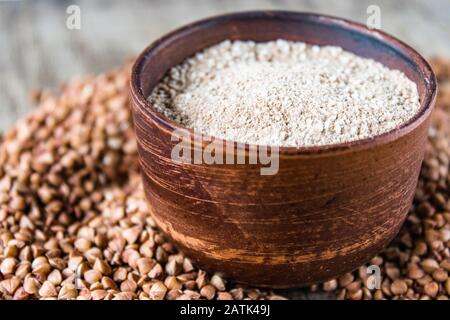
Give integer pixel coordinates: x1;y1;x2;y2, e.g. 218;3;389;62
1;0;449;131
130;11;437;288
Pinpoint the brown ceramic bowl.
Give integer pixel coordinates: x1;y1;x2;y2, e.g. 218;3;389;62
130;11;437;288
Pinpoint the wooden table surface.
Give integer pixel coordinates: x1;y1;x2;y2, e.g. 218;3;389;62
0;0;449;299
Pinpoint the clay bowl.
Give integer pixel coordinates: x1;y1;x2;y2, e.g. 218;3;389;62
130;11;437;288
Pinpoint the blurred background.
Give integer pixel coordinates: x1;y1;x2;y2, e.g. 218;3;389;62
1;0;449;131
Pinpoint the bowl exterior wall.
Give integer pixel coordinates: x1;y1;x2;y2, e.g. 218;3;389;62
131;95;430;287
130;11;436;288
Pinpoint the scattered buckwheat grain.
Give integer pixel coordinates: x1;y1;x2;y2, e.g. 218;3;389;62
0;57;449;300
0;62;284;300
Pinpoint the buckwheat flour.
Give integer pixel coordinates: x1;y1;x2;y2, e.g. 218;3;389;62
149;40;421;147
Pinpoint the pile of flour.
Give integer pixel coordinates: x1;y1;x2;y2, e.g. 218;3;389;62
149;40;420;147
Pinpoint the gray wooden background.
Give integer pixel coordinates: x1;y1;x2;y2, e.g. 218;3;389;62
1;0;449;131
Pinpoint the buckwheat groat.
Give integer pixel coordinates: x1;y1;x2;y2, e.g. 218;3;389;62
0;59;449;300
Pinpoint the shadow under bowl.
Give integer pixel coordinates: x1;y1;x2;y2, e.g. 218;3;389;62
130;11;437;288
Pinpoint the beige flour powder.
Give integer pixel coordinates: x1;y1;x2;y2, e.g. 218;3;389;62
149;40;421;147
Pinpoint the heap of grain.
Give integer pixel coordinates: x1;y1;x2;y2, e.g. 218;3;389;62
0;57;449;300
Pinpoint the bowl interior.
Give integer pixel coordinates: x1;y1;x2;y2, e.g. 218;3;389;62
132;11;436;153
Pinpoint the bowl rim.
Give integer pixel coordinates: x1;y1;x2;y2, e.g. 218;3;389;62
130;10;437;157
